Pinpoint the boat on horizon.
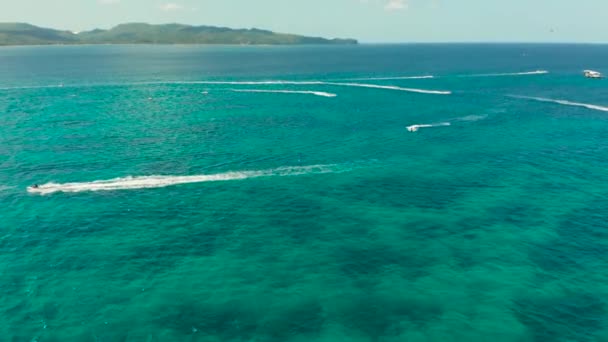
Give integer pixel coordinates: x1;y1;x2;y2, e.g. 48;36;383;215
584;70;603;78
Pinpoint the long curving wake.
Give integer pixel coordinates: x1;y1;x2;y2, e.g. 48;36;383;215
203;80;450;95
231;89;337;97
509;95;608;112
2;80;451;95
27;164;344;195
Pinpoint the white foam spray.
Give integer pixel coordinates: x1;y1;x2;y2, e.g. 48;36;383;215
231;89;337;97
325;82;451;95
406;122;451;132
340;75;435;81
192;80;449;94
509;95;608;112
2;80;450;95
460;70;549;78
27;164;343;195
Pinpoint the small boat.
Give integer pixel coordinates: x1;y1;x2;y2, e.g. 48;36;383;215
584;70;603;78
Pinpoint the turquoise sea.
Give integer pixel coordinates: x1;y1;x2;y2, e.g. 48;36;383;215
2;44;608;341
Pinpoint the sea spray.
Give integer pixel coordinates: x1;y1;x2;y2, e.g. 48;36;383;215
2;80;451;95
406;122;451;132
509;95;608;112
231;89;337;97
459;70;549;78
28;164;344;195
338;75;435;81
325;82;451;95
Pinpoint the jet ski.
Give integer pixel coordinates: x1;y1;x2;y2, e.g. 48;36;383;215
27;184;41;193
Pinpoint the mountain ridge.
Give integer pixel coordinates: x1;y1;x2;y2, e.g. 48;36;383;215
0;22;358;46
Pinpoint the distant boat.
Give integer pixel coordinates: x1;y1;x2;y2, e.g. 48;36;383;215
584;70;603;78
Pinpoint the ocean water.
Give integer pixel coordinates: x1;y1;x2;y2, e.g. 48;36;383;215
1;44;608;341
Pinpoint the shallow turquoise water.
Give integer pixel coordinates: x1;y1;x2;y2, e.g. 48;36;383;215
2;44;608;341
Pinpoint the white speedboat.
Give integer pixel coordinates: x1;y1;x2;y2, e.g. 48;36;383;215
584;70;603;78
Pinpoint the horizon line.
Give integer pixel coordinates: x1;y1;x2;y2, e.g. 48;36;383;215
1;42;607;48
1;22;606;45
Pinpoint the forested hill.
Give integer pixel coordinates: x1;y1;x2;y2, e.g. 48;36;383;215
0;23;358;46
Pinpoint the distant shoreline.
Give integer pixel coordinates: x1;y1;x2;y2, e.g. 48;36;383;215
0;22;358;47
0;43;360;48
1;42;607;48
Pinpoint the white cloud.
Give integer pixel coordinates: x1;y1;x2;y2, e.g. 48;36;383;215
159;3;184;11
385;0;408;10
98;0;120;4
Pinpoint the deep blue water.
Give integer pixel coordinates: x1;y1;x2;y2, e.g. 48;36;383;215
1;44;608;341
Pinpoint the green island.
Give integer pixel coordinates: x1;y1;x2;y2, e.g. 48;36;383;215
0;22;358;46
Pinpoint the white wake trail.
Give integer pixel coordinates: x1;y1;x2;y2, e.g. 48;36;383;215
192;80;449;94
510;95;608;112
340;75;435;81
231;89;337;97
2;80;450;95
27;164;343;195
460;70;549;78
406;122;451;132
145;80;450;95
325;82;451;95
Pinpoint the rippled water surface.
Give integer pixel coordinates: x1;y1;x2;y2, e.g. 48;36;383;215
2;44;608;341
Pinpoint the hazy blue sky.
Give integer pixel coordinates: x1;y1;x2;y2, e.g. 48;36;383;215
1;0;607;42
